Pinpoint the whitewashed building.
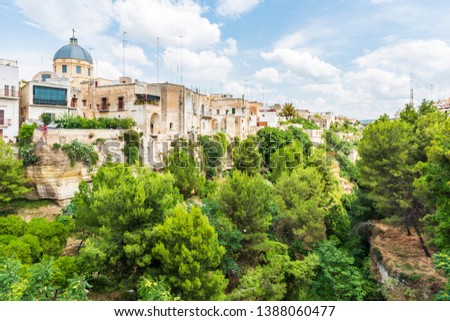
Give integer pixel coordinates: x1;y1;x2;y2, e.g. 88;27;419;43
0;59;20;142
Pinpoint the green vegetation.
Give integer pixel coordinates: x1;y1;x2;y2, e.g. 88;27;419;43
17;123;39;166
55;114;136;129
2;102;450;301
62;139;99;170
0;140;30;210
284;117;320;129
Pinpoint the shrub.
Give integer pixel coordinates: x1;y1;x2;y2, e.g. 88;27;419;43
52;143;61;150
39;113;52;125
19;144;39;166
55;115;136;129
62;140;99;170
18;124;36;146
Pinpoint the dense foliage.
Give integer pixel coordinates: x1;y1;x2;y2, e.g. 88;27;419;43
55;114;136;129
0;140;30;209
2;104;449;301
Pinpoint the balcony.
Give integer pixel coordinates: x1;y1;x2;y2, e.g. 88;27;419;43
33;98;68;106
0;89;19;99
0;119;12;127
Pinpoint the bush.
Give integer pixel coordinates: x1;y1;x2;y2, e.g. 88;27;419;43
55;114;136;129
18;124;36;146
40;113;52;126
52;143;61;150
19;144;39;166
62;140;99;170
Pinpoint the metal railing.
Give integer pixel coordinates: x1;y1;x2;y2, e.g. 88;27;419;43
0;89;19;98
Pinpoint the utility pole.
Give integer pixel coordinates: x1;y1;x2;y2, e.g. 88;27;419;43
409;73;414;107
122;31;127;79
178;35;184;85
157;37;161;84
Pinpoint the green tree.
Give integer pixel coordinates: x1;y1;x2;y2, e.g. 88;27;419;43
72;164;182;275
0;139;30;209
151;205;227;300
279;103;298;120
358;115;431;256
269;141;304;182
232;136;262;176
230;241;318;301
215;171;273;251
199;135;226;179
165;149;204;199
309;238;366;300
26;218;70;258
414;118;450;251
138;276;180;301
256;127;292;167
273;167;327;248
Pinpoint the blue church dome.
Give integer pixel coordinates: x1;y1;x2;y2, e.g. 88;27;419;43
53;37;93;64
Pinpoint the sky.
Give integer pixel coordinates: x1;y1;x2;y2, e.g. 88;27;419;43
1;0;450;119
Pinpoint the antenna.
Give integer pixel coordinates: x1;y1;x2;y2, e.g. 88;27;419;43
409;73;414;106
157;37;161;84
122;31;127;79
178;35;184;85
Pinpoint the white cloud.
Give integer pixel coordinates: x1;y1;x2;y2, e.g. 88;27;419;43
14;0;115;42
115;0;221;50
274;31;310;49
222;38;238;56
216;0;261;18
163;47;233;83
370;0;394;4
254;67;280;84
261;48;340;81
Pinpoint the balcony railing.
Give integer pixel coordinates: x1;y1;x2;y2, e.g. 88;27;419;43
33;98;68;106
0;89;19;98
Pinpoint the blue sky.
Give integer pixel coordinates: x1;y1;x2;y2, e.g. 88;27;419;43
2;0;450;119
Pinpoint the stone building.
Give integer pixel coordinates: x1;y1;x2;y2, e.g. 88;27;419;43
19;71;72;125
0;59;20;141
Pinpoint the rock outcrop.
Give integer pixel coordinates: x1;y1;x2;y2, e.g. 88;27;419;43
26;141;93;205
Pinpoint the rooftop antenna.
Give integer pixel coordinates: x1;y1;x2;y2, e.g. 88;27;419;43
178;35;184;85
409;73;414;106
156;37;161;84
72;28;75;38
438;81;441;101
122;31;127;79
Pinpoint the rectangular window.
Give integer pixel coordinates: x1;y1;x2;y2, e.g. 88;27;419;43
82;100;87;107
118;96;124;110
33;85;67;106
101;97;108;110
62;65;67;73
201;104;205;115
4;85;9;96
232;108;236;115
88;68;91;76
202;122;205;130
226;110;229;115
41;74;51;82
76;66;82;74
0;110;4;125
216;109;220;115
71;97;77;108
11;86;15;97
193;103;196;115
170;123;173;131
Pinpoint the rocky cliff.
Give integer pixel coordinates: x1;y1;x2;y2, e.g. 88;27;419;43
26;141;94;205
